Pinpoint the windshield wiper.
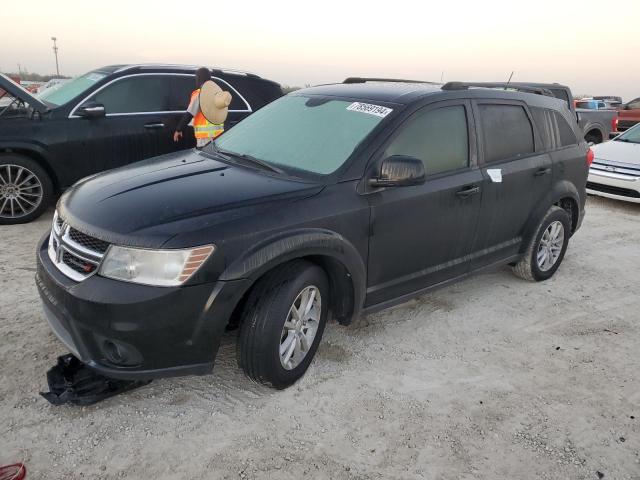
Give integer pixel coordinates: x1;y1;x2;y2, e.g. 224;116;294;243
217;148;285;174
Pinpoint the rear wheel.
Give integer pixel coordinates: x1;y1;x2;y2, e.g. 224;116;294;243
512;206;571;282
237;260;329;389
0;154;53;224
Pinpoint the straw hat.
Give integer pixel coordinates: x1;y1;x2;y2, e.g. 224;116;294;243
199;80;232;124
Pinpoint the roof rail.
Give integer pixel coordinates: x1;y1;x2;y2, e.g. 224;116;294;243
441;81;555;97
344;77;441;85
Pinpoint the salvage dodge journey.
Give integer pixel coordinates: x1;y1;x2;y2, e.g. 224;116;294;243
36;78;590;389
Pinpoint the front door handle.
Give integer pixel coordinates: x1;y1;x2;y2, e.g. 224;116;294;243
455;185;480;198
144;122;165;129
534;167;551;177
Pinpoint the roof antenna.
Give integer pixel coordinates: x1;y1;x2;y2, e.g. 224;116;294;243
506;71;514;89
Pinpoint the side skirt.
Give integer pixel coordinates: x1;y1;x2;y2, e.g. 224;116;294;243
361;254;522;316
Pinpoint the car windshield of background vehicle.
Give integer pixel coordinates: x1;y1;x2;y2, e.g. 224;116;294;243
214;95;389;175
616;124;640;144
37;71;106;106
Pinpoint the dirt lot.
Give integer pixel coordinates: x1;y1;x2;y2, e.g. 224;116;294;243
1;196;639;480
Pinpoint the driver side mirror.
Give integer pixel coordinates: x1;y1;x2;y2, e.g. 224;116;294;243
369;155;426;188
76;101;105;118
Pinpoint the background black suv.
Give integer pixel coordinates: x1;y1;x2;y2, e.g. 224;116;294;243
36;78;590;389
0;64;283;223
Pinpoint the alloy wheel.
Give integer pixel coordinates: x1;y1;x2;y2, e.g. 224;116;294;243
279;285;322;370
537;220;564;272
0;164;43;219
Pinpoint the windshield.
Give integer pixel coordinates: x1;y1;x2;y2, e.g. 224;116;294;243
616;124;640;143
37;71;107;106
214;95;391;175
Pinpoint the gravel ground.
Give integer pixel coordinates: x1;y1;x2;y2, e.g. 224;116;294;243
1;196;639;480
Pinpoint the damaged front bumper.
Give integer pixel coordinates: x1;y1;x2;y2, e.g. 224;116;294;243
36;233;250;381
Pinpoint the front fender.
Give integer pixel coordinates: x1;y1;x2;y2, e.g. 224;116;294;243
220;228;367;324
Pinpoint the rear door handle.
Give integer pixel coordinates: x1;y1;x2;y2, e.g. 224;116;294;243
144;122;165;129
455;185;480;198
534;167;551;177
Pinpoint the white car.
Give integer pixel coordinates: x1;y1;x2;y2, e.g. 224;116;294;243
587;124;640;203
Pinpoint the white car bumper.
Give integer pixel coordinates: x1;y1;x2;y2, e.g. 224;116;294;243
587;167;640;203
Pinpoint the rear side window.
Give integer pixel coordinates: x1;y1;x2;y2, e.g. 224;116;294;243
383;105;469;176
479;104;534;163
530;107;554;150
554;112;578;147
171;75;250;111
91;75;172;114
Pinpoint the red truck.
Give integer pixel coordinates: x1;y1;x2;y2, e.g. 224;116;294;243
616;96;640;134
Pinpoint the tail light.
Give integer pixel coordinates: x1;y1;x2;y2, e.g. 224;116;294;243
612;115;619;132
586;148;594;167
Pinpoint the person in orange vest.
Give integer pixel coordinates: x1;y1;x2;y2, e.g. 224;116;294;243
173;67;231;148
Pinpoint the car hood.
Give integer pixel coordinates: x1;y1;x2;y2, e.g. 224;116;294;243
0;73;49;113
58;150;324;248
592;139;640;166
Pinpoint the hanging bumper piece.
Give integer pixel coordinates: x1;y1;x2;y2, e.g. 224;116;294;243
40;354;151;406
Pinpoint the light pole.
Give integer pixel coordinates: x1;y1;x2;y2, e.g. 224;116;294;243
51;37;60;77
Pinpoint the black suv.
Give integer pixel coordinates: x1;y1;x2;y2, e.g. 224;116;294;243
35;78;590;389
0;65;282;224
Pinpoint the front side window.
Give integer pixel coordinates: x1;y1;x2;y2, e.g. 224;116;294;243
479;104;534;163
383;105;469;175
214;95;388;175
88;75;172;114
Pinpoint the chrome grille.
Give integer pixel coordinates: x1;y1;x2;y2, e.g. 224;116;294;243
48;211;109;281
68;228;110;254
591;160;640;178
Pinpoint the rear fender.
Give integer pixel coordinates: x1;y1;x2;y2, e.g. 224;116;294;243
519;180;582;252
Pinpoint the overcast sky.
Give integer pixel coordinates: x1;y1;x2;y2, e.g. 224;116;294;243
2;0;639;100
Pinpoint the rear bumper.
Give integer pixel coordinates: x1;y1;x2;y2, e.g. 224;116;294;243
587;169;640;204
36;233;250;380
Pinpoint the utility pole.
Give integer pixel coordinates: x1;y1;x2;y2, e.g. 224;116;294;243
51;37;60;77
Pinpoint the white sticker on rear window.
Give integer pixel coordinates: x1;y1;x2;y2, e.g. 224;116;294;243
347;102;393;118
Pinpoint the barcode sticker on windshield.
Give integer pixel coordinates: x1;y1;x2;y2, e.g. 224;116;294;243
347;102;393;118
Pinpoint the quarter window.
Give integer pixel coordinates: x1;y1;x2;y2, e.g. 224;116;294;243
89;75;172;114
554;112;578;147
530;107;554;150
383;106;469;175
479;104;534;163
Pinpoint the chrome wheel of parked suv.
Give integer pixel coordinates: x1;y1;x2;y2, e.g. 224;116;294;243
238;260;329;389
513;206;571;282
0;155;52;224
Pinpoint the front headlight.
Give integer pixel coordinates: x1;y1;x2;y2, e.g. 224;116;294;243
99;245;215;287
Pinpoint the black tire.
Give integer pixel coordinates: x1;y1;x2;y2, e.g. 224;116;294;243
512;206;571;282
237;260;330;389
0;154;53;224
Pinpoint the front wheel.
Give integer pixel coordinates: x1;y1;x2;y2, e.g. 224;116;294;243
237;260;329;389
512;205;571;282
0;154;53;224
